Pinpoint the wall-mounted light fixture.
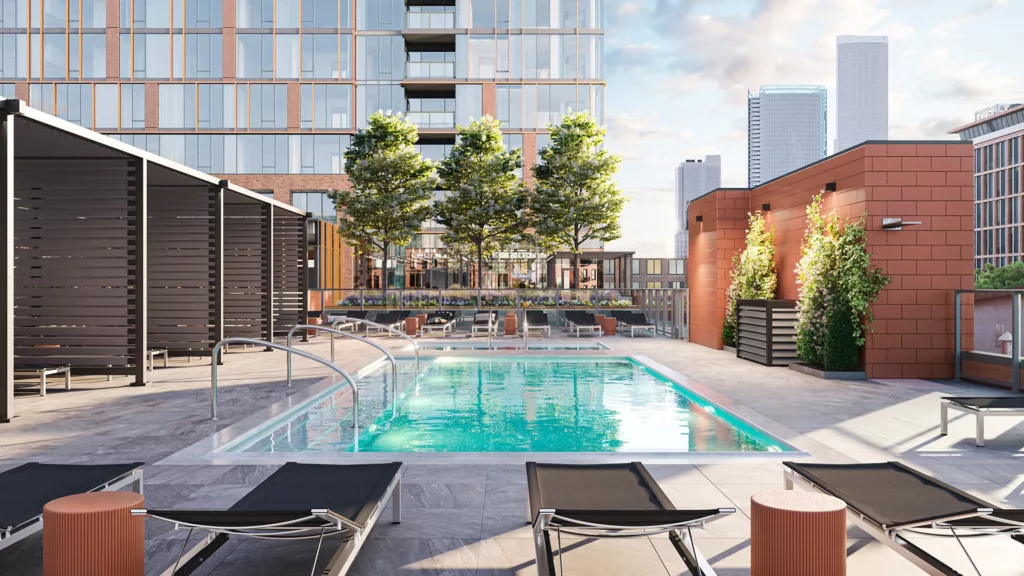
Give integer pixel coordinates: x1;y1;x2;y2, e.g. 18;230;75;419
761;203;771;212
824;182;837;192
695;215;703;223
881;217;922;231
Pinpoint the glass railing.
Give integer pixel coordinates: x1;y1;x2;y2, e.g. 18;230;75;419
405;61;456;79
405;111;455;129
405;11;456;29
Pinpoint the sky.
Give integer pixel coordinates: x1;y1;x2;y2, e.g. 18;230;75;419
602;0;1024;257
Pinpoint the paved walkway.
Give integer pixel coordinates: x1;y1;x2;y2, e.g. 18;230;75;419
2;333;1023;575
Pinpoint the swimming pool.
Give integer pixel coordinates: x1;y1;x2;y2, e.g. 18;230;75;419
417;342;611;351
223;357;792;454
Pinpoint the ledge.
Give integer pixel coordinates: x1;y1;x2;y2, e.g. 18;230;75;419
788;363;866;381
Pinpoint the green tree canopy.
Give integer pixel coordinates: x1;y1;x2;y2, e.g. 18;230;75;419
722;211;777;347
531;111;625;288
975;261;1024;289
435;116;530;290
331;112;436;289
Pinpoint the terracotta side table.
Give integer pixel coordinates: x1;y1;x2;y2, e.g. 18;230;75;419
751;490;846;576
599;317;616;335
416;313;428;328
44;491;145;576
504;312;517;336
405;317;419;336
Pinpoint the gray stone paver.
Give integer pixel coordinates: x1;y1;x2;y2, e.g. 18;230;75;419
2;334;1024;574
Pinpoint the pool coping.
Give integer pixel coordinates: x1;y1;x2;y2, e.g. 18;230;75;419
158;353;813;466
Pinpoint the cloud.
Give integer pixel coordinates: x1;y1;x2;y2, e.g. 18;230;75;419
616;1;642;16
605;112;682;145
930;0;1007;37
889;118;964;140
920;48;1023;101
605;42;663;74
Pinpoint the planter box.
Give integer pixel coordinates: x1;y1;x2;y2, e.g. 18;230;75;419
723;345;737;354
735;300;799;366
789;363;866;381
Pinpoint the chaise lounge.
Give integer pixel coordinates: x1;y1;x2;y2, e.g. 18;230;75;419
135;462;403;576
329;310;369;332
527;462;734;576
0;462;144;551
940;396;1024;447
522;310;551;337
611;311;656;338
562;311;603;338
421;310;457;336
471;311;498;337
365;311;403;336
784;461;1024;576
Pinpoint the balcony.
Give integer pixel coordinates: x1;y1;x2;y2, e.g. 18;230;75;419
405;10;455;29
406;61;456;79
406;111;455;129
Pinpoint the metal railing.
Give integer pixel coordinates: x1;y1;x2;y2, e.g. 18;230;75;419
331;316;421;366
404;111;455;128
209;339;360;450
405;11;455;28
285;326;398;405
406;61;455;78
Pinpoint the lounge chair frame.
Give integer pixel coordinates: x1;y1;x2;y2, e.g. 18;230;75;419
136;466;403;576
13;365;71;396
0;465;143;551
940;398;1024;447
147;348;168;370
471;313;497;337
783;464;1024;576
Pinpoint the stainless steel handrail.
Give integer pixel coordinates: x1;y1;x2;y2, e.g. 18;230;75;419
285;325;397;404
209;338;359;451
331;317;420;367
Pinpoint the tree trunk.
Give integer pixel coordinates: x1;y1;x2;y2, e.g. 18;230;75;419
476;241;484;309
381;242;389;300
572;249;581;290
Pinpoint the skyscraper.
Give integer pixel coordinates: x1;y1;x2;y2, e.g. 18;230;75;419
747;85;827;187
0;0;606;288
674;155;721;258
837;35;888;151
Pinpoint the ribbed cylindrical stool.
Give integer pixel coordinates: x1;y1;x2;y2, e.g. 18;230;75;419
43;491;145;576
751;490;846;576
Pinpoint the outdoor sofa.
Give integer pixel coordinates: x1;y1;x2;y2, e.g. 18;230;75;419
562;311;603;338
784;461;1024;576
0;462;144;551
940;396;1024;447
135;462;403;576
527;462;734;576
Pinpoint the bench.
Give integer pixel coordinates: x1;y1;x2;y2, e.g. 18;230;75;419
14;365;71;396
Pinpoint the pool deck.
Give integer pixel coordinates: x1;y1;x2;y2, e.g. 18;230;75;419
2;333;1024;574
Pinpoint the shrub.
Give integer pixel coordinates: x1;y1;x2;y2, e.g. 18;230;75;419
722;211;777;347
975;261;1024;289
795;195;890;370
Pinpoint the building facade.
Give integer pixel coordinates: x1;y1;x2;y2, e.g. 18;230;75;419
950;104;1024;270
0;0;605;288
673;155;720;258
836;35;887;151
631;258;685;289
747;85;826;187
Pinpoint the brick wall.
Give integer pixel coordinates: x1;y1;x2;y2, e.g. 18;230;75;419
687;141;976;379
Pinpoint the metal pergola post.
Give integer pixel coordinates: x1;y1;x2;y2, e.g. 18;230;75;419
0;111;12;422
263;203;275;350
301;212;311;343
213;182;225;365
1013;293;1021;392
131;157;148;386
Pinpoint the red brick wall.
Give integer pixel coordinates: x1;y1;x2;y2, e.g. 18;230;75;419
687;141;976;379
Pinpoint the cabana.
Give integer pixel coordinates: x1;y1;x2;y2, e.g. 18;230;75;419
0;100;308;422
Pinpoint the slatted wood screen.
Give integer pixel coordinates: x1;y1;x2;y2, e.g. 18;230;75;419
224;200;266;340
148;187;217;354
273;213;306;335
736;299;799;366
13;158;142;373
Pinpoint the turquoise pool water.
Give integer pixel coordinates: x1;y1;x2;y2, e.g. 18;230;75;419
417;342;610;351
231;357;791;453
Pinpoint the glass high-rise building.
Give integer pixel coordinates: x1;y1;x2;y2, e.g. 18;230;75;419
836;35;888;151
747;85;826;187
674;155;720;258
0;0;605;286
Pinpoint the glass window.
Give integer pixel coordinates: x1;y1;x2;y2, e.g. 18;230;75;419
197;84;234;129
646;281;662;289
159;84;196;128
185;34;223;78
496;85;523;128
44;0;66;27
275;34;299;78
276;0;299;27
121;0;171;27
28;83;54;113
303;0;349;28
120;83;145;128
535;132;550;163
121;33;171;79
42;34;65;79
239;83;287;129
292;190;336;222
69;0;106;27
0;1;28;27
357;0;402;30
302;84;352;129
455;84;481;126
55;83;92;127
646;259;662;275
236;34;273;78
0;34;28;79
473;0;496;27
469;35;495;78
356;35;403;80
94;84;118;128
72;34;106;79
355;83;403;128
302;34;350;79
185;0;221;27
237;0;273;27
0;83;14;98
630;259;639;275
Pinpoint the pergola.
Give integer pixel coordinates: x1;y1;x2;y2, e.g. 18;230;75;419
0;100;308;422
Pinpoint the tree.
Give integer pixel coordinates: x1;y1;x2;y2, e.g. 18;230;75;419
722;211;777;347
975;261;1024;289
435;116;530;294
531;111;625;288
330;112;436;293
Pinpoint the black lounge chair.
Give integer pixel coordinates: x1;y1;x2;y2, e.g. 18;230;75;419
940;396;1024;447
365;311;402;336
618;311;656;338
135;462;403;576
471;310;497;337
330;310;368;331
562;311;602;337
421;310;457;336
784;461;1024;576
522;310;551;337
527;462;734;576
0;462;143;551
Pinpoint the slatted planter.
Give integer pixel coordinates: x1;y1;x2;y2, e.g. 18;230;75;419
735;300;799;366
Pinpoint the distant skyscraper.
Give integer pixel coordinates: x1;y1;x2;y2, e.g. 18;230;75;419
747;85;827;187
837;35;889;151
674;155;722;258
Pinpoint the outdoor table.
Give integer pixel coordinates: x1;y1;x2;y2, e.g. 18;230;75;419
43;491;144;576
750;489;846;576
416;313;428;328
504;312;517;336
405;317;419;336
595;314;616;335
